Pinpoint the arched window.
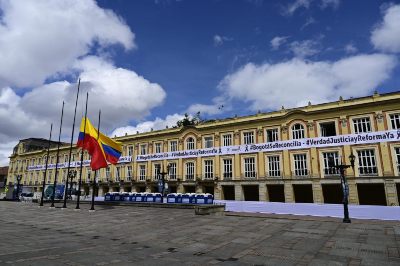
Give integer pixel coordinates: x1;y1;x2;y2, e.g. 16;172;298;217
186;137;195;150
292;123;305;139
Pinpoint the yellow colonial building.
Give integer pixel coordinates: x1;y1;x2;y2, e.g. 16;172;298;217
7;91;400;205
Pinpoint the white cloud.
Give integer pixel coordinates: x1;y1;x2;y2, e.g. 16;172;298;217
111;114;185;137
219;54;397;111
213;34;233;47
283;0;340;16
301;17;316;30
344;43;358;54
320;0;340;9
0;141;17;167
289;39;320;58
371;4;400;53
270;36;289;50
0;0;135;88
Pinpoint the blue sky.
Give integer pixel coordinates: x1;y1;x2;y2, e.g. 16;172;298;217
0;0;400;165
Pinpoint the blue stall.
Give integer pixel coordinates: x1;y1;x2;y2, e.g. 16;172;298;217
181;193;196;204
167;193;182;203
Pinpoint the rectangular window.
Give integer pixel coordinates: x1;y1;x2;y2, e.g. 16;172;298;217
204;160;213;179
168;163;176;180
357;149;377;175
267;156;281;177
293;154;308;176
244;157;256;178
115;167;121;182
223;159;233;179
86;167;91;181
204;136;214;148
155;143;162;153
106;167;111;180
395;147;400;174
390;114;400;130
186;162;195;180
222;134;232;146
320;122;336;137
128;146;134;156
266;128;279;142
353;117;372;134
139;165;146;181
126;166;132;181
243;132;254;145
154;163;161;180
170;141;178;152
140;144;147;155
322;152;340;175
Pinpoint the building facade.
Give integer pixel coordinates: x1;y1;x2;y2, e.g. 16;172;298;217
7;91;400;205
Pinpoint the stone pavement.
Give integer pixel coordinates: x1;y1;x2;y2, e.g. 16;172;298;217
0;201;399;266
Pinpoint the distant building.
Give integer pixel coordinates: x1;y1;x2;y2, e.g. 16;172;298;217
7;91;400;205
0;166;8;189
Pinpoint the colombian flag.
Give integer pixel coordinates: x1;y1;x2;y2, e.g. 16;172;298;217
77;118;122;170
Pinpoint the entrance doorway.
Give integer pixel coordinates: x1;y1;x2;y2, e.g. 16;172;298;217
267;185;285;202
124;187;132;192
293;184;314;203
243;185;259;201
138;186;146;192
322;184;342;204
357;183;387;206
222;185;235;200
84;186;89;196
102;186;109;194
184;185;195;193
203;185;214;195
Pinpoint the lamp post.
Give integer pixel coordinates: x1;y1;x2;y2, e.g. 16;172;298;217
67;170;77;200
328;153;356;223
15;175;22;201
157;164;170;198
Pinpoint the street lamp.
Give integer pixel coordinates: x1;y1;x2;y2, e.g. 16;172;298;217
67;170;77;200
157;164;171;198
15;175;22;201
328;153;356;223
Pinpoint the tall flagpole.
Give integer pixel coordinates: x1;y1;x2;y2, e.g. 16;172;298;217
40;123;53;207
51;101;64;208
90;110;101;211
76;92;88;210
63;79;80;209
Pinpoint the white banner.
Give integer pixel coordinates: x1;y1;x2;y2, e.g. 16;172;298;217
26;130;400;169
135;129;400;162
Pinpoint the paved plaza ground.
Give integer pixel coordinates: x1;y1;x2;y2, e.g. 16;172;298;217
0;201;399;265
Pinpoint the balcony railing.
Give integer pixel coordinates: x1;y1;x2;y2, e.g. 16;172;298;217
292;170;311;177
265;172;282;178
223;173;233;180
241;172;257;179
358;167;378;176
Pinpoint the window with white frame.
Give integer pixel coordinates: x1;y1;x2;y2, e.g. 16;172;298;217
86;167;91;181
266;128;279;142
357;149;377;175
204;160;213;179
128;146;134;156
267;155;281;177
222;134;232;146
244;157;256;178
155;142;162;153
139;165;146;181
140;144;147;155
48;170;53;183
168;140;177;152
322;152;340;175
395;147;400;174
186;137;195;150
223;158;233;179
126;166;132;181
292;124;305;139
293;154;308;176
154;163;161;180
204;136;213;148
168;163;177;180
185;162;195;180
115;167;121;182
389;113;400;130
106;167;111;180
243;131;254;145
353;117;372;134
